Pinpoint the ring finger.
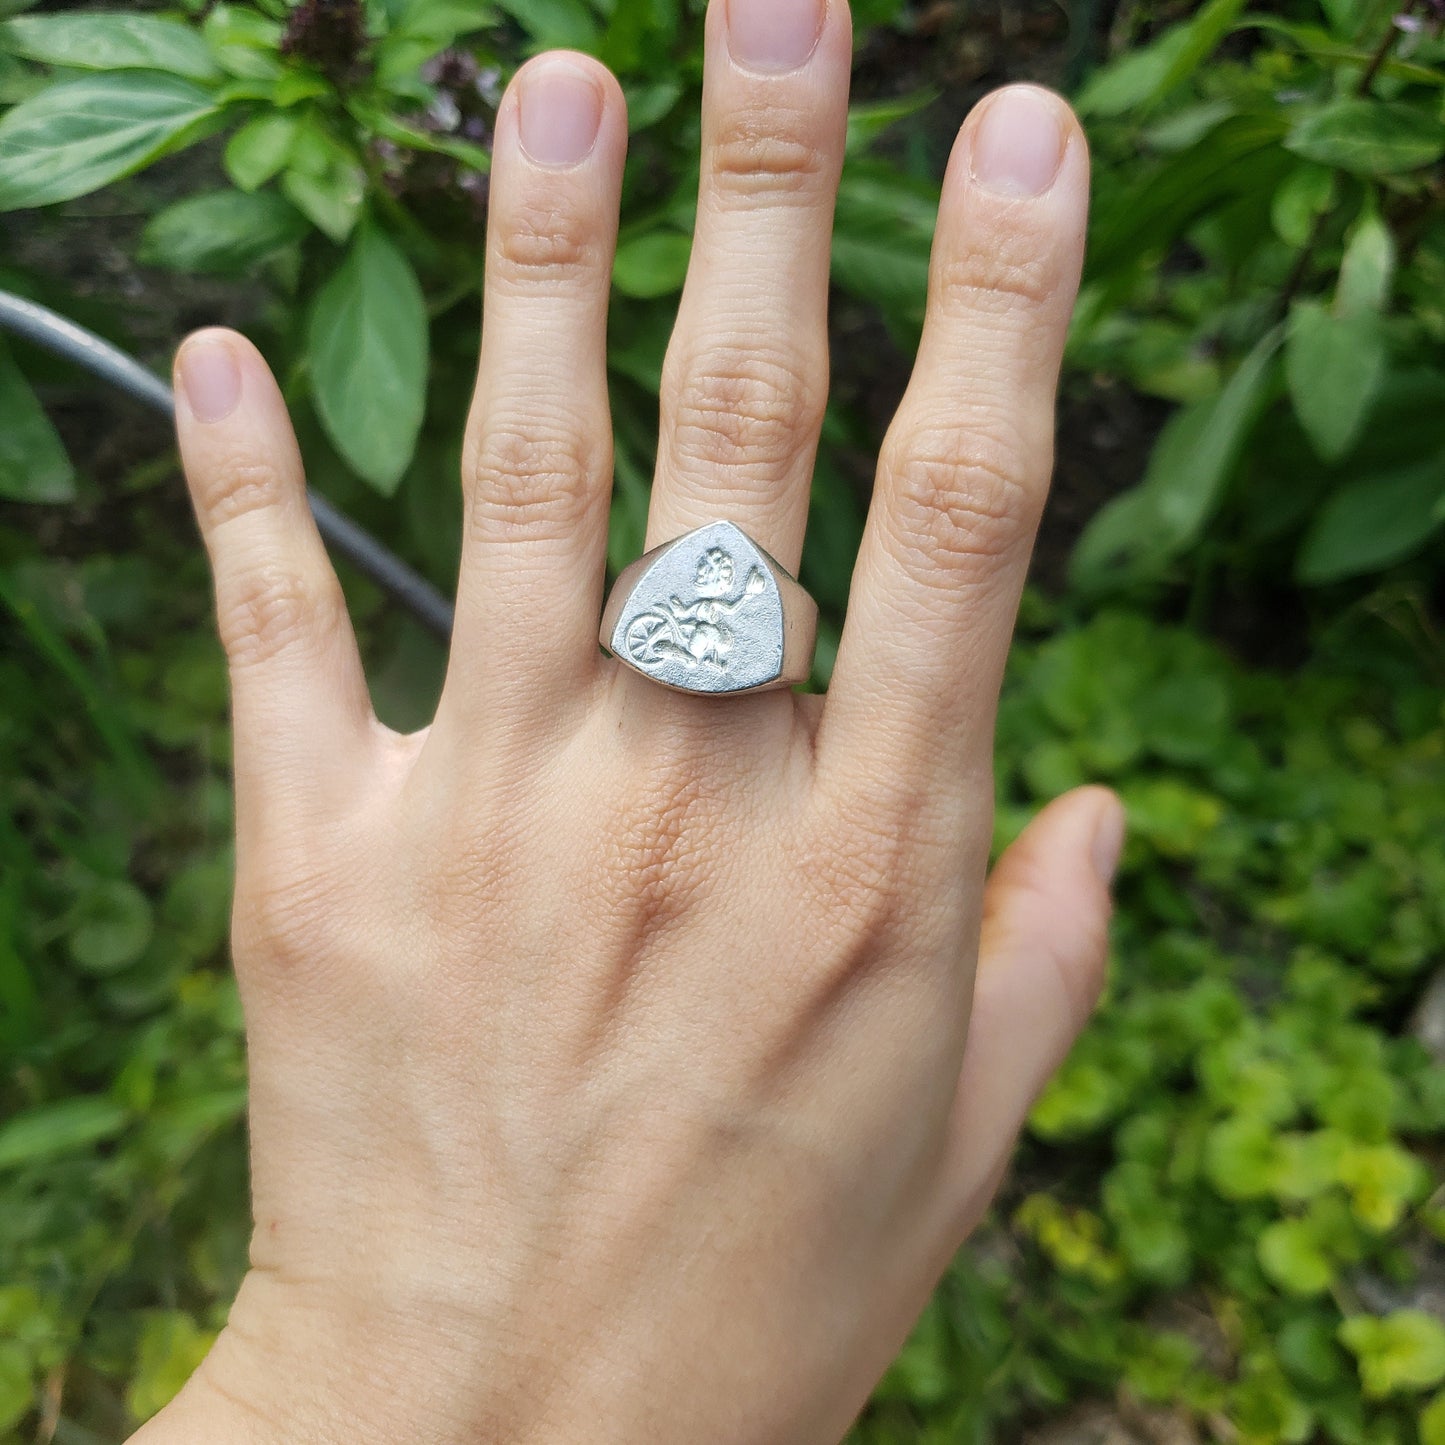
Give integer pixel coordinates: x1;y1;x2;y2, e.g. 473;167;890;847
644;0;852;574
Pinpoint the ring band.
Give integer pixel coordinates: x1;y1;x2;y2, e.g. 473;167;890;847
600;521;818;695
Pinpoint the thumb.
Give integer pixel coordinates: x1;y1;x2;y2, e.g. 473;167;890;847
935;785;1124;1239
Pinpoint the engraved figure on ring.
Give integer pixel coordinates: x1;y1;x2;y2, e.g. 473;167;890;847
625;548;767;671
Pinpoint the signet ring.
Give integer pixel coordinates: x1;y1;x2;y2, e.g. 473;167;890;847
600;522;818;696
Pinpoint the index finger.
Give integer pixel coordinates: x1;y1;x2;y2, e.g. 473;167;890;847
818;86;1089;799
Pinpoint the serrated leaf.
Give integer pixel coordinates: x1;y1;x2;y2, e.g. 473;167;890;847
139;188;307;274
308;224;429;493
0;12;219;81
1286;99;1445;176
0;72;220;210
1297;459;1445;583
1286;301;1386;461
0;338;74;502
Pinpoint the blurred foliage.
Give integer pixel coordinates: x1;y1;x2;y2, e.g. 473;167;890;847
1070;0;1445;594
0;0;1443;1442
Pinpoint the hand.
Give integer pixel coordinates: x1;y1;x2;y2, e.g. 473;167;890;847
135;1;1115;1440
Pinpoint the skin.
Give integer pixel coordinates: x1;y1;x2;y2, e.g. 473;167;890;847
131;3;1121;1440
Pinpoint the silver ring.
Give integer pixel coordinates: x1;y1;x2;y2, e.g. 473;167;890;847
600;521;818;695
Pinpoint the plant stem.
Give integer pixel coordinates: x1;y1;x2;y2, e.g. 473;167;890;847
1356;1;1411;96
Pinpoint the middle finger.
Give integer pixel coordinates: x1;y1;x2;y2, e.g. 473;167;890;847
645;0;852;575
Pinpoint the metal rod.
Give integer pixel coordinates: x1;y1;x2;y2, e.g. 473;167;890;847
0;289;455;641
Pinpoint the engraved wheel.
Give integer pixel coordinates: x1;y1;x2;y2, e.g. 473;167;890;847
626;610;680;664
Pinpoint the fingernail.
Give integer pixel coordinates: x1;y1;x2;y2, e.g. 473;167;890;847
727;0;825;72
969;86;1068;198
177;333;241;424
517;58;603;167
1090;798;1126;886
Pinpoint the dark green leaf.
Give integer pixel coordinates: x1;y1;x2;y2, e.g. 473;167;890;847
69;878;153;973
0;13;220;81
0;72;220;210
0;1096;130;1169
491;0;599;48
0;338;74;502
308;224;429;494
613;231;691;298
845;90;938;154
1286;301;1386;461
1297;459;1445;582
139;189;308;274
1286;99;1445;176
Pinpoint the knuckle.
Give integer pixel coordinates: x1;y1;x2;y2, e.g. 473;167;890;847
708;111;830;202
934;239;1063;316
465;423;608;540
195;455;288;532
881;426;1039;581
232;858;341;972
217;565;338;670
493;193;602;285
667;344;824;482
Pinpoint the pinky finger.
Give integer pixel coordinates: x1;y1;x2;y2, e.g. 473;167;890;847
174;329;374;828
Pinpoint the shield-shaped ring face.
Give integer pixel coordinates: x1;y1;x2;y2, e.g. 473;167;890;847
601;521;815;695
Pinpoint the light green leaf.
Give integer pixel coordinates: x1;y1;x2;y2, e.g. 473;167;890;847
0;1339;29;1432
0;338;74;502
0;12;219;81
1286;99;1445;176
1336;211;1395;317
1270;164;1334;247
1297;459;1445;583
1286;301;1386;461
139;189;308;274
69;878;153;973
1258;1218;1335;1295
202;4;283;80
1339;1311;1445;1398
1421;1390;1445;1445
126;1312;216;1422
0;72;220;210
224;111;299;192
613;231;691;298
0;1095;130;1169
308;224;429;494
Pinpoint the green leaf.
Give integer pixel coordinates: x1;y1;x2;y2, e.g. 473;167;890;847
0;1339;29;1432
1339;1311;1445;1398
613;231;691;298
69;878;154;973
1297;459;1445;582
1071;329;1280;588
1286;301;1386;462
0;12;220;81
0;72;220;211
280;117;365;241
1336;210;1395;317
224;111;299;192
1270;164;1334;247
1422;1391;1445;1445
845;90;938;154
491;0;599;48
0;1095;130;1169
139;188;307;274
202;4;284;80
1286;99;1445;176
308;224;429;494
126;1312;216;1422
0;338;74;502
1258;1218;1336;1295
1077;0;1247;117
